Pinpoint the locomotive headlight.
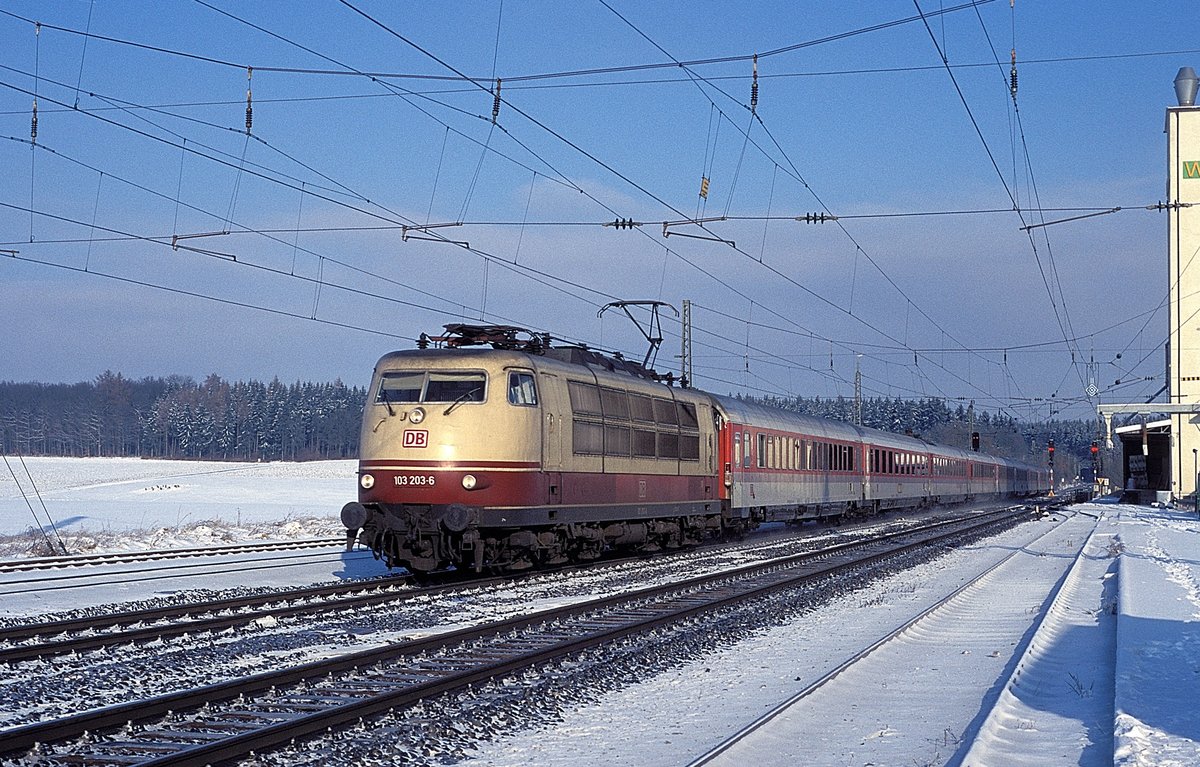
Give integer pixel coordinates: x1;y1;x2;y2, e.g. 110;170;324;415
408;407;426;424
360;473;375;490
461;474;477;490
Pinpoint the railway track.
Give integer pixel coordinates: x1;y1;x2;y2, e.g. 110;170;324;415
0;503;1026;665
0;542;378;602
1;505;1034;766
0;537;345;575
687;507;1089;766
0;574;413;664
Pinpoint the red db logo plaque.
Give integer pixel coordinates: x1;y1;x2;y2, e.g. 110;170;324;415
403;430;429;448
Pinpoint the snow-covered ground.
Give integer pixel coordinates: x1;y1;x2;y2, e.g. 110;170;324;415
1;459;1198;766
0;456;353;552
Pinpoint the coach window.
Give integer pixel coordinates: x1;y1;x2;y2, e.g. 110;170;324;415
757;433;766;468
507;372;538;406
733;433;742;467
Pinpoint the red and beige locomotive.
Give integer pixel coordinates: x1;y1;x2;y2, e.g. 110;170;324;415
341;325;1048;572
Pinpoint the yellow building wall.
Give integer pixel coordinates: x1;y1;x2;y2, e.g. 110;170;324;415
1167;106;1200;498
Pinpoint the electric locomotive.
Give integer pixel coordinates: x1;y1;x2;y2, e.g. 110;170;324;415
341;324;724;572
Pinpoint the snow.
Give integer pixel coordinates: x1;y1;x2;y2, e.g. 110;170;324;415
2;459;1199;766
0;455;353;542
464;501;1200;767
1112;507;1200;766
0;457;385;617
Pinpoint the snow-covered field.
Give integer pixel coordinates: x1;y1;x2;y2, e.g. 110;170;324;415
2;458;1198;766
0;456;353;556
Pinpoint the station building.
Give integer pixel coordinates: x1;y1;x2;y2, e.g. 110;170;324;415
1101;68;1200;503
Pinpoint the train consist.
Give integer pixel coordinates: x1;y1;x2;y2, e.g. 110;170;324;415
341;325;1049;572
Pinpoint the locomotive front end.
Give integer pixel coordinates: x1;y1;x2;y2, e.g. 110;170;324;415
342;347;543;572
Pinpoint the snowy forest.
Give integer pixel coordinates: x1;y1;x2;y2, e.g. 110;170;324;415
0;372;364;461
0;372;1101;472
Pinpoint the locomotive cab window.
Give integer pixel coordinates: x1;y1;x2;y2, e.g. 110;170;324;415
425;372;486;403
376;370;486;404
507;372;538;406
377;372;423;403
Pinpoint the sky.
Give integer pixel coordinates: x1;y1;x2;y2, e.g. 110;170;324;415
0;1;1195;422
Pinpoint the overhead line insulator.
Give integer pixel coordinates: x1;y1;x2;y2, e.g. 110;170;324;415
245;67;253;135
604;218;638;230
1009;49;1018;98
750;54;759;115
492;78;502;123
796;212;837;224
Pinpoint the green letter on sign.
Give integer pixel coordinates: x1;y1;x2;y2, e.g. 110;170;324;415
1185;160;1200;179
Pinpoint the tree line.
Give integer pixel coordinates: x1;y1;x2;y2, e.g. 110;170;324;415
0;371;365;461
1;372;1102;474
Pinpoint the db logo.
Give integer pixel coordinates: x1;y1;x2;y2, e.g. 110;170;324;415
403;430;429;448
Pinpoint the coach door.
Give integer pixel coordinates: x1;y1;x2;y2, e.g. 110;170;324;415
537;371;564;504
731;428;751;508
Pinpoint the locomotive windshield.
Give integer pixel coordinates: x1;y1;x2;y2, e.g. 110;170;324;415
376;371;486;404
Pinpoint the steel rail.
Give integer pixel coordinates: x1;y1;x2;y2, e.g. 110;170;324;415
0;537;345;574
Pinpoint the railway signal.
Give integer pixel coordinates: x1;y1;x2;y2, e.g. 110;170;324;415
1047;438;1055;496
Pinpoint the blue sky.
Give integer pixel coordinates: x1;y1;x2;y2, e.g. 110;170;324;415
0;1;1194;421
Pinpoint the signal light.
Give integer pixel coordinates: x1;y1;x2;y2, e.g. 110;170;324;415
1091;441;1099;455
971;432;980;452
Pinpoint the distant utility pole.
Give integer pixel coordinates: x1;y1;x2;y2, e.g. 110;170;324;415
680;299;692;389
854;355;862;426
968;400;975;448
